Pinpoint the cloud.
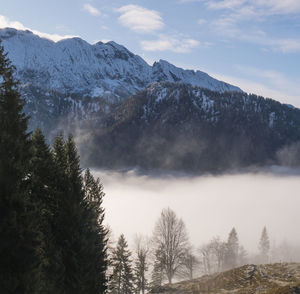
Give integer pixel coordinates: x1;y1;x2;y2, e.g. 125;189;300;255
205;0;300;14
210;69;300;107
0;15;77;42
197;18;207;25
207;0;246;10
140;35;203;53
117;5;164;33
83;4;101;16
204;2;300;53
235;65;300;96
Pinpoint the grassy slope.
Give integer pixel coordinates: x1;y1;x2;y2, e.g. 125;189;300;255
152;263;300;294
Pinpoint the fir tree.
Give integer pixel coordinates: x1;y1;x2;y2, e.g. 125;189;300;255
52;135;108;293
150;246;165;290
54;134;86;293
133;236;149;294
259;226;270;264
0;42;38;293
109;234;134;294
224;227;239;270
29;128;64;293
82;168;108;294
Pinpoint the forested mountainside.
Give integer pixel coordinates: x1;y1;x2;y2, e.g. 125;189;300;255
152;263;300;294
81;82;300;172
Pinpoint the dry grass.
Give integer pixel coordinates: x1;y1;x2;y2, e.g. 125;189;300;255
151;263;300;294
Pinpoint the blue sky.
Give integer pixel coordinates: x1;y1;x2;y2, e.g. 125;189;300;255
1;0;300;106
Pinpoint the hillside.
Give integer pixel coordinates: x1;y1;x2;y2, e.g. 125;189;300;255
82;82;300;172
152;263;300;294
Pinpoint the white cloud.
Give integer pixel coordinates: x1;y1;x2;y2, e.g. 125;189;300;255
276;39;300;53
140;35;205;53
235;65;300;96
117;5;164;33
83;4;101;16
0;15;77;42
252;0;300;14
207;0;246;10
210;69;300;107
205;0;300;14
205;2;300;53
197;18;207;25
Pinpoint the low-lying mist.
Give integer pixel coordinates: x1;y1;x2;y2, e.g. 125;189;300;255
92;167;300;258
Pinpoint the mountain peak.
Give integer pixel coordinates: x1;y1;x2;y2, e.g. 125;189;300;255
0;27;242;99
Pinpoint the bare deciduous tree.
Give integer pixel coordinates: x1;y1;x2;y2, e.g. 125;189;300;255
209;237;227;273
152;208;189;284
199;243;213;275
180;247;200;280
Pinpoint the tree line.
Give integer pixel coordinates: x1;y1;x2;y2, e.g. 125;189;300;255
0;43;107;293
106;207;273;294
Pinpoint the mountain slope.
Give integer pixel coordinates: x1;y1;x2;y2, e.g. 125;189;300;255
0;28;242;135
0;27;241;100
82;82;300;172
151;263;300;294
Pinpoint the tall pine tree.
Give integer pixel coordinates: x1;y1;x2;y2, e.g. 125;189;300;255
224;227;239;270
82;168;108;294
0;43;108;294
258;226;270;264
0;42;38;293
109;234;134;294
29;128;64;293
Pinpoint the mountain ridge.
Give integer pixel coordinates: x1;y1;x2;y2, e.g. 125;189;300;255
0;27;242;101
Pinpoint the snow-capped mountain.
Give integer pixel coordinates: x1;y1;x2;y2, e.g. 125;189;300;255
0;27;241;101
3;27;300;173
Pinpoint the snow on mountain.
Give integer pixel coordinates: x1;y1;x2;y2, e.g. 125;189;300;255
0;28;242;100
152;59;241;93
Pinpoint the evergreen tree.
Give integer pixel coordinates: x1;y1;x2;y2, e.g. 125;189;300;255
0;42;38;293
109;234;134;294
150;246;165;289
133;236;149;294
82;168;108;294
53;134;87;293
29;128;64;293
224;228;239;270
52;135;108;293
0;43;108;293
259;226;270;264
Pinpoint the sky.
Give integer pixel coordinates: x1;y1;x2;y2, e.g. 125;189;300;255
0;0;300;106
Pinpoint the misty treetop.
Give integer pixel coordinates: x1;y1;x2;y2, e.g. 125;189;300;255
0;43;107;294
106;207;285;293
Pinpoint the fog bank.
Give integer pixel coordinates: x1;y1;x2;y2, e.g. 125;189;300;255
92;168;300;254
